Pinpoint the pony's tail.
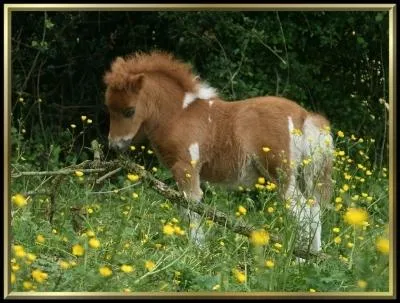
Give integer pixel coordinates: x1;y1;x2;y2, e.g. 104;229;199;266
301;113;334;205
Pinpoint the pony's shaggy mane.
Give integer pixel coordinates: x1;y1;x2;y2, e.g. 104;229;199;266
104;51;197;92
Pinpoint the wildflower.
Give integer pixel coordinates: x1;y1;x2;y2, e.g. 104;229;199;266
265;260;275;268
274;243;282;249
127;174;139;182
338;150;345;156
52;229;57;234
145;260;156;271
258;177;265;185
291;128;303;136
344;208;368;227
351;195;359;201
323;125;331;132
12;194;28;207
332;227;340;233
174;226;185;236
250;229;270;246
11;272;16;284
23;281;33;290
190;160;197;167
335;204;343;211
366;170;372;176
99;266;112;277
11;263;20;272
31;269;48;283
81;115;87;121
357;280;367;289
366;196;373;202
212;284;221;290
59;260;71;269
266;182;277;191
36;234;45;244
344;172;352;180
357;164;364;169
347;242;354;248
302;158;312;166
185;173;191;178
238;205;247;215
72;244;85;256
232;269;246;283
351;134;357;140
337;131;344;138
88;238;100;249
26;253;37;262
376;237;389;254
266;207;274;214
342;184;349;192
123;288;132;292
87;119;92;124
121;264;134;273
130;145;136;151
75;170;84;177
70;124;76;129
334;236;342;244
262;147;271;153
13;245;26;258
86;230;95;237
163;224;175;235
309;288;316;292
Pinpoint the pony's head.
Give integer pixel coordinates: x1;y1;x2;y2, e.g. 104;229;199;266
104;51;200;151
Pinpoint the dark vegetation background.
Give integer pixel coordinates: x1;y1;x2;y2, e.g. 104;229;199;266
10;11;389;169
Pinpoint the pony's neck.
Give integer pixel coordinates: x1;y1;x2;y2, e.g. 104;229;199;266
142;73;186;138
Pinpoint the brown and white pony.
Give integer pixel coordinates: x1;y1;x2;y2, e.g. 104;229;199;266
104;51;334;253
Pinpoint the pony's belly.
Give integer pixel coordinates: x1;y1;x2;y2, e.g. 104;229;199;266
200;160;258;188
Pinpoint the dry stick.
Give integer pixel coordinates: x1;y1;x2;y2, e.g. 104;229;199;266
95;167;122;184
11;168;106;178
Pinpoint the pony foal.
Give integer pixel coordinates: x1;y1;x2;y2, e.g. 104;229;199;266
104;51;334;253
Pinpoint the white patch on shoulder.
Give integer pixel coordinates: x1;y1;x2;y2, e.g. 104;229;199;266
182;82;217;109
183;92;196;109
197;83;217;100
188;142;200;162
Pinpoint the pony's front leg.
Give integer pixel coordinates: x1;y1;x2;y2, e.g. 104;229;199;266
171;161;205;246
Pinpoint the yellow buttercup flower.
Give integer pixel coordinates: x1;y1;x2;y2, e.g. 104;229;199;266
337;131;344;138
88;238;100;249
238;205;247;215
357;280;367;289
121;264;134;273
232;269;246;283
376;237;389;254
258;177;265;185
12;194;28;207
72;244;85;256
36;234;45;244
344;208;368;227
163;224;175;236
59;260;71;269
81;115;87;121
334;236;342;244
332;227;340;233
250;229;270;246
31;269;48;283
127;174;139;182
262;147;271;153
99;266;112;277
75;170;84;177
145;260;156;271
265;260;275;268
13;245;26;258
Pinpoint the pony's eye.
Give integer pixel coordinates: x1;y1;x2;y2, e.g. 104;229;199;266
122;107;135;118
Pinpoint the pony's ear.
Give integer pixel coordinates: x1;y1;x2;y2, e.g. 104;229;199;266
127;73;144;93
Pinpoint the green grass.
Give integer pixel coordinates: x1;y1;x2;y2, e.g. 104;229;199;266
9;128;390;293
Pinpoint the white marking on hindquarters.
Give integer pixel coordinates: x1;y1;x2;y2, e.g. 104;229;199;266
287;116;322;253
188;142;200;162
302;116;334;202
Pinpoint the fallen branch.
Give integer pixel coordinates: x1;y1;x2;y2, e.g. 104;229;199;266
11;158;330;261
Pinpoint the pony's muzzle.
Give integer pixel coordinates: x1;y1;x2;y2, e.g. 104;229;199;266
108;136;132;152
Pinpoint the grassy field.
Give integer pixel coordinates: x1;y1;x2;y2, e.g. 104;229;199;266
9;123;390;294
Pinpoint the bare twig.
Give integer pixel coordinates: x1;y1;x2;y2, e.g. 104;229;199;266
95;167;122;184
11;168;106;178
